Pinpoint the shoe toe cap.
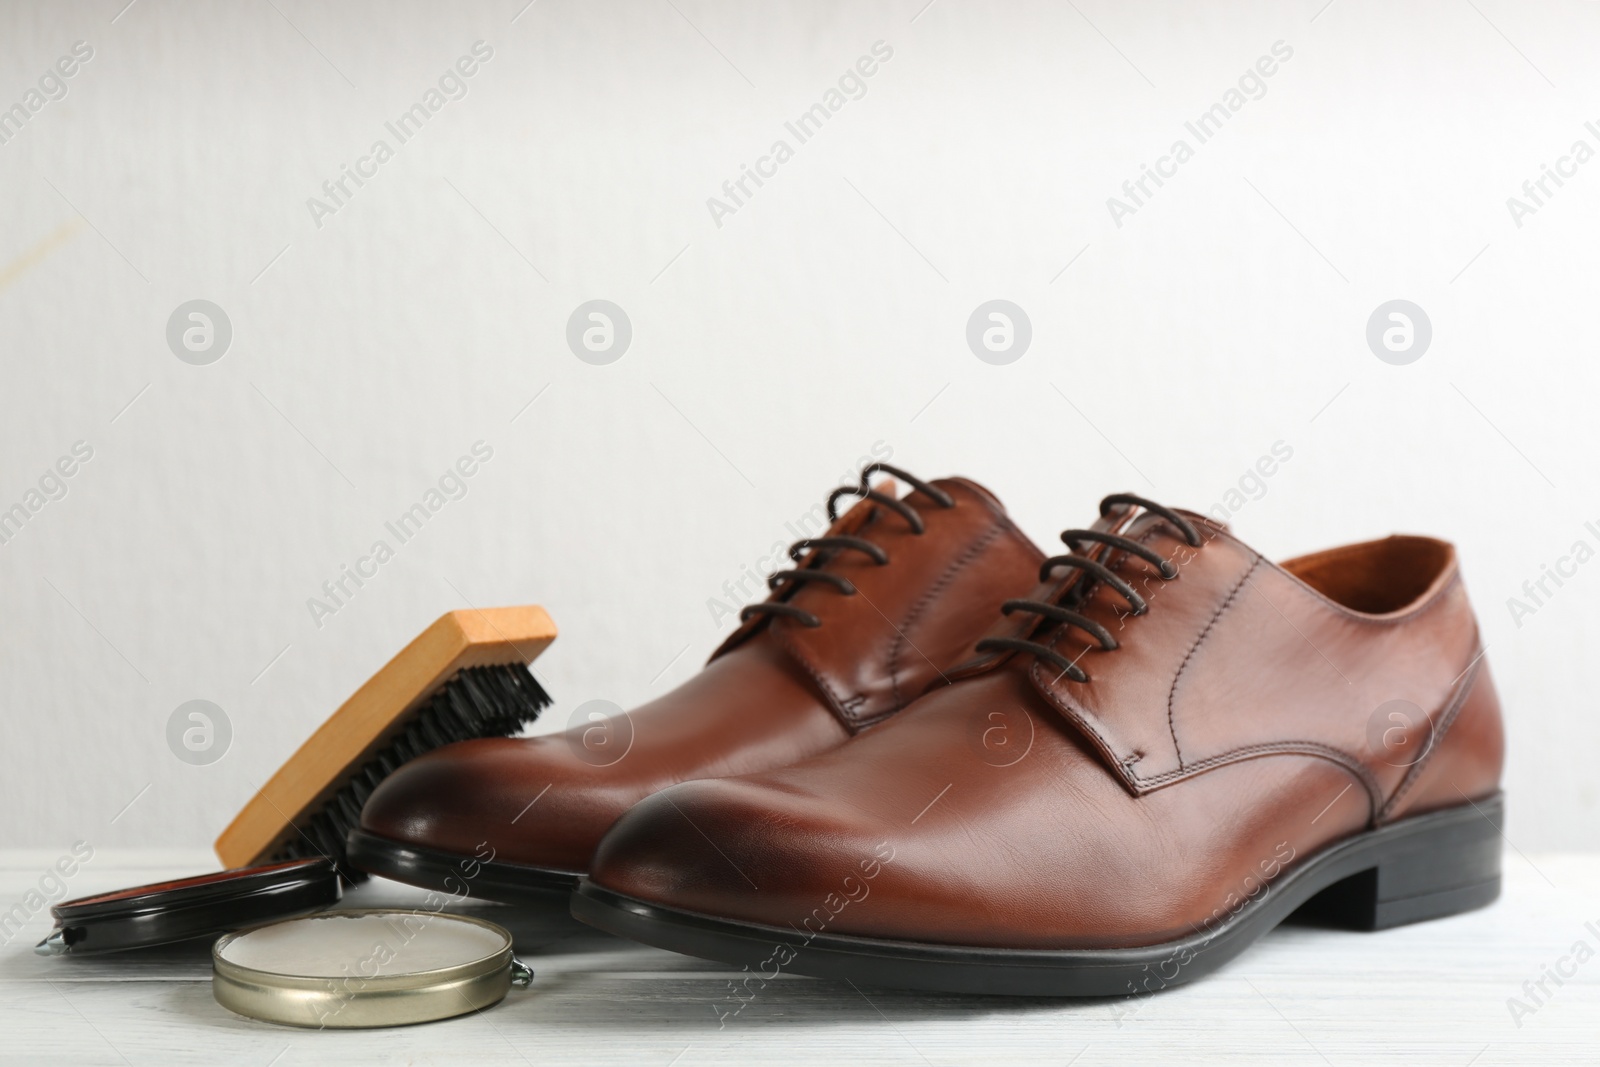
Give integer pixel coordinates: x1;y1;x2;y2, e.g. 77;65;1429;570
589;774;895;925
359;736;637;871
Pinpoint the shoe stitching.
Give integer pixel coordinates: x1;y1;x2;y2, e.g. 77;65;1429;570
1165;554;1262;771
1208;527;1467;629
775;487;1039;732
1031;655;1135;789
767;620;850;728
873;481;1043;720
884;520;1009;712
1027;517;1460;822
1025;519;1201;782
1131;740;1384;818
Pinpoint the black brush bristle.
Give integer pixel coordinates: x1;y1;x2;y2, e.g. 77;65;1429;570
271;663;551;880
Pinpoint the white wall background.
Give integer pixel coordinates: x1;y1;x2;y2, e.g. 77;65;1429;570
1;0;1595;855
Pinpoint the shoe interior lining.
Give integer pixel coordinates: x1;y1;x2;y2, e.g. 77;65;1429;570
1279;535;1453;615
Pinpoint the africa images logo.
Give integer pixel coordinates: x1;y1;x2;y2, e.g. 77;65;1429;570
304;42;494;229
1106;40;1294;228
705;41;894;228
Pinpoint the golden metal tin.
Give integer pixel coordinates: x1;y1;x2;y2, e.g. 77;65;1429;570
212;909;531;1029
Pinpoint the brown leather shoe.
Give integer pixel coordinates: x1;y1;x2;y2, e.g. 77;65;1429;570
573;494;1506;996
348;466;1045;901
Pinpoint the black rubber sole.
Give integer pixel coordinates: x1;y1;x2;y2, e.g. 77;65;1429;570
345;828;577;904
570;794;1504;996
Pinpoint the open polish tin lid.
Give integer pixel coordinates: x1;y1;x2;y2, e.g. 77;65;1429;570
212;909;533;1028
37;858;342;956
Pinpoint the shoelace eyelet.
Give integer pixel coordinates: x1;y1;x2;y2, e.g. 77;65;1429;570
976;494;1199;683
742;466;954;630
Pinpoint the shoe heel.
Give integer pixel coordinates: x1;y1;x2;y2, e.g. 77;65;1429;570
1296;794;1504;932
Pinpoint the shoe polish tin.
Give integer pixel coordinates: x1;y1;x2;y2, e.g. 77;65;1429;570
212;909;532;1028
37;858;342;956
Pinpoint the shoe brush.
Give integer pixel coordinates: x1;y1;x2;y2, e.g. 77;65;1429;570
214;606;557;877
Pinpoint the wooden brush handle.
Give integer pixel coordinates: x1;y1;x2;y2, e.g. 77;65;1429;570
214;607;557;869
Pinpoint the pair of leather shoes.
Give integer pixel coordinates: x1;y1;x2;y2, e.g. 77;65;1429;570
350;468;1504;996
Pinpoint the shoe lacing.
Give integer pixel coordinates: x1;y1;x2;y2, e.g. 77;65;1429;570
975;494;1201;681
739;464;955;629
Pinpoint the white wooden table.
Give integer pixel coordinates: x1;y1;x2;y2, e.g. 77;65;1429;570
2;849;1595;1066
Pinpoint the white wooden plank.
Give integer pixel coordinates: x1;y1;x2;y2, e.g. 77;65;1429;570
0;851;1594;1065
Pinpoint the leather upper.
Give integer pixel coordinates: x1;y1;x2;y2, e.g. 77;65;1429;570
1024;512;1487;813
588;502;1505;948
358;475;1045;872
